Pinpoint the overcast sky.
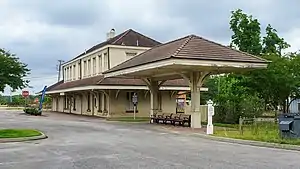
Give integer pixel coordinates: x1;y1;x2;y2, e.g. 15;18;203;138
1;0;300;95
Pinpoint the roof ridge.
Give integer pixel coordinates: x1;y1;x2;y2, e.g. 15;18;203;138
130;29;162;45
171;35;194;57
111;29;132;44
193;35;270;62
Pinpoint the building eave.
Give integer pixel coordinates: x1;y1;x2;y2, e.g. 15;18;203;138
44;85;208;95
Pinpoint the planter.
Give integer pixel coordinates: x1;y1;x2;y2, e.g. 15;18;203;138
23;108;42;116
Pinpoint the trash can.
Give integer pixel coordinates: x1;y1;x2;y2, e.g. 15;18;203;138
293;115;300;138
278;113;300;139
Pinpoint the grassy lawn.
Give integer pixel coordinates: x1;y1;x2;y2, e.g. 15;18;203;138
214;122;300;145
0;129;42;138
106;116;150;122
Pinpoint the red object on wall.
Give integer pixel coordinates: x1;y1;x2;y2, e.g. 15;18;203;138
22;90;29;97
34;98;39;103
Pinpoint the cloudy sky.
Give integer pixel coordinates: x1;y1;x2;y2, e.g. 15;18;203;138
1;0;300;95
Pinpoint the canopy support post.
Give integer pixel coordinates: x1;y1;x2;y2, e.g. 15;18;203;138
180;72;210;128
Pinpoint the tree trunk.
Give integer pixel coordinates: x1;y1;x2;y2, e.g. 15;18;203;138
283;100;287;114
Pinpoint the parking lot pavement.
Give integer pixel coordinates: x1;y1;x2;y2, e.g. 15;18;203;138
0;110;300;169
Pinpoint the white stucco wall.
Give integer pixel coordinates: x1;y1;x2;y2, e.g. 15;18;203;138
50;89;180;117
109;46;150;69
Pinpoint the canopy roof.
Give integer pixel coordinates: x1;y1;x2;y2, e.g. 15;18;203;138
104;34;269;80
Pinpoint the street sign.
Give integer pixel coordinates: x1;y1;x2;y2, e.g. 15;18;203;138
132;93;138;120
132;93;138;105
22;90;29;97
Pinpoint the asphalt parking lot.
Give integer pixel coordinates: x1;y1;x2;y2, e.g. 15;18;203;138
0;110;300;169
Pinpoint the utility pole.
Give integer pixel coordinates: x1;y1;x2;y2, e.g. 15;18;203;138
57;60;64;82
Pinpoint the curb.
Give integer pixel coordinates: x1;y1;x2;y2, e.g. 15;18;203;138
191;133;300;151
0;132;48;143
156;127;300;151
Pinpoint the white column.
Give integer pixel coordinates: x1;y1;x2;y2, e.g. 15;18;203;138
149;81;159;117
190;72;201;128
189;72;209;128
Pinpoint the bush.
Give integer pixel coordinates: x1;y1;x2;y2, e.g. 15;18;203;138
23;107;41;116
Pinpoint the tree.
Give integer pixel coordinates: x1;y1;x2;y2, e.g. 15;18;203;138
228;9;300;114
0;49;30;92
230;9;262;55
262;24;291;55
212;75;264;123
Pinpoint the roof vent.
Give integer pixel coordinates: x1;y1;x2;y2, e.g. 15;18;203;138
106;29;116;40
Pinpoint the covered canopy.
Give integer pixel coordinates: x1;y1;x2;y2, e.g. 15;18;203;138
103;34;269;128
105;35;268;80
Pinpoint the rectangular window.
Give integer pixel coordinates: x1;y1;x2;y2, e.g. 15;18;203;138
88;59;91;76
87;93;91;111
98;54;102;73
64;68;67;81
73;97;76;111
83;61;87;76
103;53;108;71
66;67;69;81
94;96;97;107
92;57;96;75
73;65;76;80
98;93;102;112
70;66;72;81
78;62;81;79
64;96;69;109
104;94;107;111
298;103;300;112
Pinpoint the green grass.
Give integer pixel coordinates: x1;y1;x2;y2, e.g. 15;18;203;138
106;116;150;122
214;122;300;145
0;129;42;138
5;107;24;110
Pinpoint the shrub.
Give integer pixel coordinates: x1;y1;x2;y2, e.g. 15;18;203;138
23;107;41;116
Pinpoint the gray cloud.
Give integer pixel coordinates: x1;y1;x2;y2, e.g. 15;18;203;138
1;0;300;95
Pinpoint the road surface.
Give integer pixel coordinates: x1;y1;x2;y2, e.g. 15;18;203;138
0;111;299;169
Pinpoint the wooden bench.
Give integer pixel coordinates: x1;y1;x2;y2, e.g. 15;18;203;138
173;114;191;127
150;113;191;127
156;113;171;124
165;113;180;124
